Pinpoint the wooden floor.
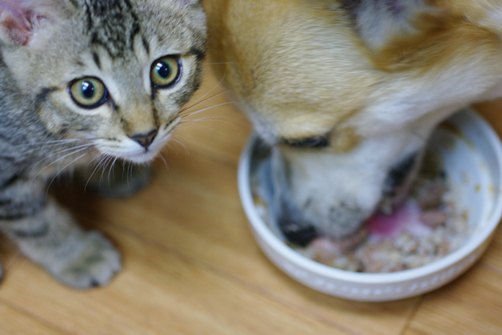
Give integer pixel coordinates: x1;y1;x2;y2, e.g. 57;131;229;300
2;67;502;335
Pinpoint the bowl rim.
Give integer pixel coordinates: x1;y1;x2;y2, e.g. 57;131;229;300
238;109;502;284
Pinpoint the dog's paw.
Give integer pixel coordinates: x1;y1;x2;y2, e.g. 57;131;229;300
49;232;121;289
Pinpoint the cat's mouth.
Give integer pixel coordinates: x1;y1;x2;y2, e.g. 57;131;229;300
114;149;159;164
95;136;170;164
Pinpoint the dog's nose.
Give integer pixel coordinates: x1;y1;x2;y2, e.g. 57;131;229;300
276;199;319;246
130;129;158;149
278;214;318;247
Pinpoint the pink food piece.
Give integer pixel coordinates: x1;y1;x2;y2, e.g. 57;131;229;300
365;200;433;239
421;210;448;228
307;238;341;264
307;228;368;262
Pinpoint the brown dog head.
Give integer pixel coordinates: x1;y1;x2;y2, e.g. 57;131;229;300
206;0;502;241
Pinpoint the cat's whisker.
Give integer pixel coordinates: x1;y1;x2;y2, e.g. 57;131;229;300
97;155;113;185
107;156;120;186
181;102;235;120
166;135;193;160
32;145;92;182
26;141;92;171
180;115;226;125
181;73;227;112
101;157;112;186
47;143;94;158
120;159;128;180
157;153;169;170
104;156;117;186
206;61;234;65
179;91;227;116
84;155;110;191
43;146;90;173
25;138;82;145
184;112;243;130
170;136;189;154
45;151;88;192
14;138;82;151
45;144;94;166
126;161;134;188
29;138;96;148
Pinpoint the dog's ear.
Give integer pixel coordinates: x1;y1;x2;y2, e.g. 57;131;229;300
0;0;65;46
341;0;440;51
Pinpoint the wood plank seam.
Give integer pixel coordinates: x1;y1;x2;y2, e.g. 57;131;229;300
399;296;425;335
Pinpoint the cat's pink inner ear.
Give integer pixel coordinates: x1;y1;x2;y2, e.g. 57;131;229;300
0;0;33;45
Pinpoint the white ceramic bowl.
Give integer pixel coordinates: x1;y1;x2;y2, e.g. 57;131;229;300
238;109;502;302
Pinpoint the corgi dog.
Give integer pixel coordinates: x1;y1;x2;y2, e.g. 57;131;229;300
204;0;502;244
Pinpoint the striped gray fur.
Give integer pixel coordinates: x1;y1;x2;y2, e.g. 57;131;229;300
84;0;140;58
0;0;206;289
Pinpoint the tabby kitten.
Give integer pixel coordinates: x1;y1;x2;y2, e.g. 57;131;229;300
0;0;206;288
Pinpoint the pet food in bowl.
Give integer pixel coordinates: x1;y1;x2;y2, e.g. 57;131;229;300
297;154;467;273
238;109;502;301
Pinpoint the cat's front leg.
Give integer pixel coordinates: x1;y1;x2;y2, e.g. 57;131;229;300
0;179;121;289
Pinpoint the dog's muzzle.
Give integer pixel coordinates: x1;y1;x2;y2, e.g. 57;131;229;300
265;144;424;246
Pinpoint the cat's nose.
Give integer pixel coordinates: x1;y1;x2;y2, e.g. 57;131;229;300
130;129;158;149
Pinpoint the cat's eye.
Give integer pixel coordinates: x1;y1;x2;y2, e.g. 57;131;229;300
150;55;181;89
69;77;109;109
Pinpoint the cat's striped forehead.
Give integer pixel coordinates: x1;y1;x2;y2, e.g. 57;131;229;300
75;0;205;61
80;0;144;59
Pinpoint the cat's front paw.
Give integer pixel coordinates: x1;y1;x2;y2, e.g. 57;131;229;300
50;232;121;289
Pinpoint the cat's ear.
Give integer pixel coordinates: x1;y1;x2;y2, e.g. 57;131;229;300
0;0;61;46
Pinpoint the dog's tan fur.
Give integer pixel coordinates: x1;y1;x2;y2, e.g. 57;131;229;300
205;0;502;238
